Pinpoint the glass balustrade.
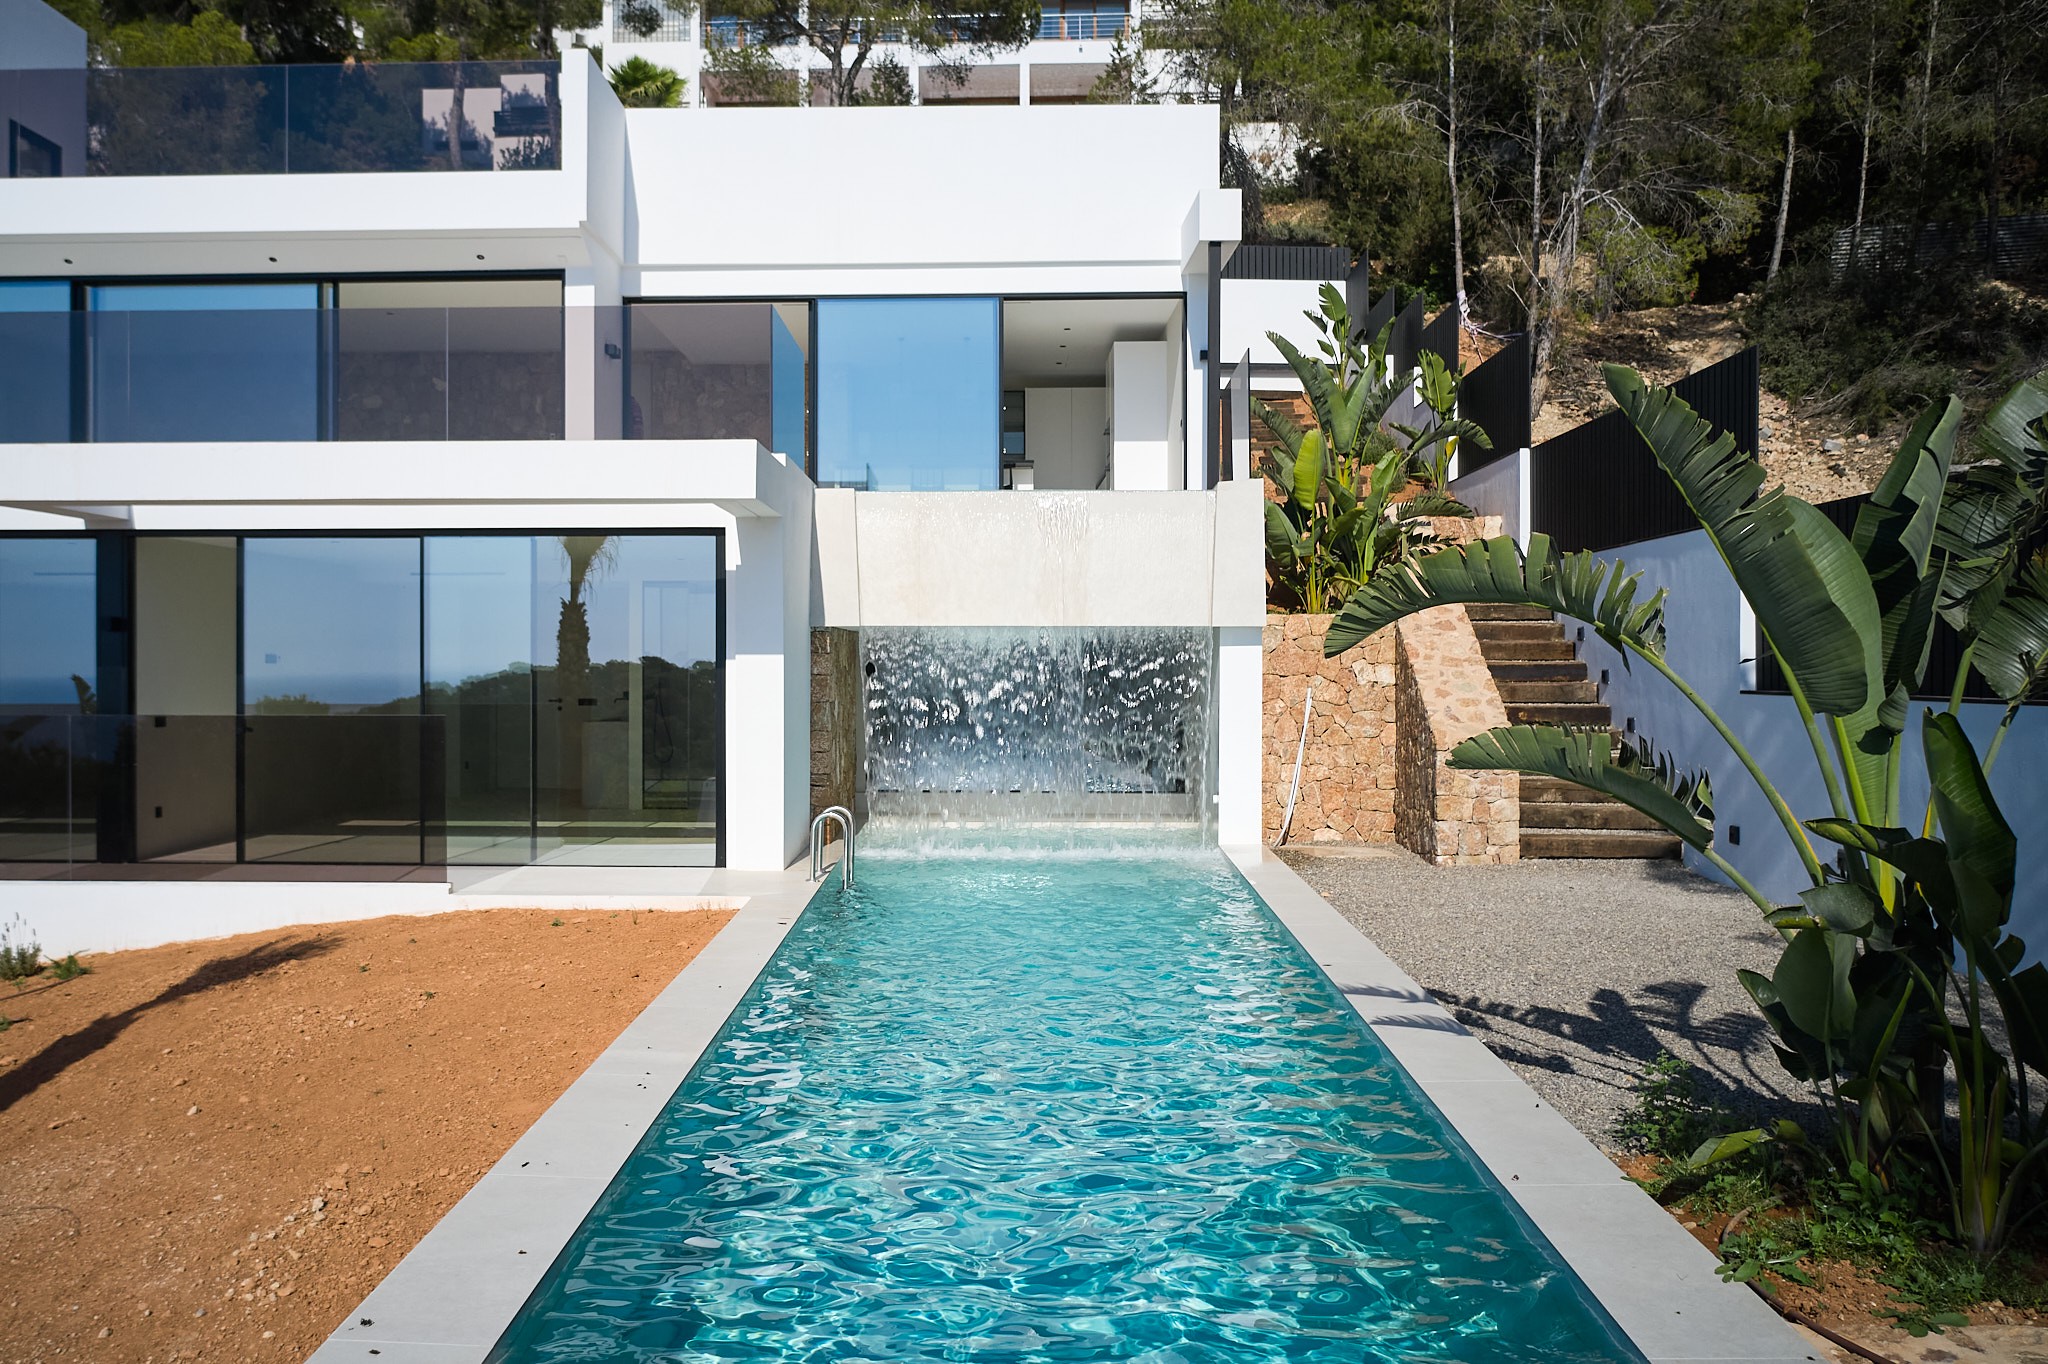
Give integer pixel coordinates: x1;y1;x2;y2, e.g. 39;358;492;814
0;60;561;179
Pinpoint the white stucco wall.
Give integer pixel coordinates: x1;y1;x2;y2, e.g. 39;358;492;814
1450;449;1531;548
1582;527;2048;943
624;104;1222;298
1219;279;1328;369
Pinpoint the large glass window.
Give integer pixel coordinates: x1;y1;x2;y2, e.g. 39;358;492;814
627;301;809;462
242;537;424;864
0;281;74;443
426;536;538;865
0;537;111;863
816;297;1000;490
334;279;564;440
89;283;322;442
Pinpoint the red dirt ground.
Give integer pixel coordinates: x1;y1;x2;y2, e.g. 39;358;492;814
0;907;732;1364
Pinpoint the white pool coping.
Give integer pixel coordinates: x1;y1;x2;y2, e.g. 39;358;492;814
311;848;1816;1364
307;861;825;1364
1224;847;1816;1364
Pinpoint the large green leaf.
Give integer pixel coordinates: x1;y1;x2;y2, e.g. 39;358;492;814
1972;373;2048;475
1270;332;1347;439
1323;533;1666;662
1447;724;1713;850
1853;399;1960;712
1292;428;1324;514
1922;710;2016;901
1775;927;1859;1042
1971;554;2048;704
1605;366;1877;717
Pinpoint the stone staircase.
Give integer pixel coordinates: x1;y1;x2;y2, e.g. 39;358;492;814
1466;604;1684;860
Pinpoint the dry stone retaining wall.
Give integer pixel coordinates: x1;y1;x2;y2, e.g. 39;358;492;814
809;628;861;837
1262;613;1397;845
1263;603;1518;864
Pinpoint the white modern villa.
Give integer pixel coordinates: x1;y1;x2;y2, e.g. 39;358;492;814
0;0;1344;949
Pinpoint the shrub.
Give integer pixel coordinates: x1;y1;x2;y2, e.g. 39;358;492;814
0;916;39;982
49;954;88;982
1612;1051;1711;1160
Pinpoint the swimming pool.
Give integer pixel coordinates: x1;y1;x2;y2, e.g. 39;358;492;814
487;842;1644;1362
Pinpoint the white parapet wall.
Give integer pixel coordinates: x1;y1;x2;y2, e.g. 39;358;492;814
811;479;1267;844
1449;449;1531;548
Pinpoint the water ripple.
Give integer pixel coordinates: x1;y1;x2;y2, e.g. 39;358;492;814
489;854;1641;1363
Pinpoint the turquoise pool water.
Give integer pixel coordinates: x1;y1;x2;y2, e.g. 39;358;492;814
489;844;1641;1362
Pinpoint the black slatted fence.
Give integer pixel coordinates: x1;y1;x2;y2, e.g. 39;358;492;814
1360;291;1395;349
1529;347;1759;552
1454;333;1529;471
1223;243;1354;281
1420;306;1460;372
1388;297;1426;377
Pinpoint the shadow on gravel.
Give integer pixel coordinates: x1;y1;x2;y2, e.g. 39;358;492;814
1429;978;1820;1126
0;935;341;1115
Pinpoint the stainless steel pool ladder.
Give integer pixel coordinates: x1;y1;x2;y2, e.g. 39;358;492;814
809;806;855;888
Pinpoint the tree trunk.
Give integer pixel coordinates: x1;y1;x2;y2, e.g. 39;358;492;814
1767;123;1796;283
1527;18;1546;403
1851;35;1875;254
1530;50;1615;414
448;45;468;171
1446;0;1468;331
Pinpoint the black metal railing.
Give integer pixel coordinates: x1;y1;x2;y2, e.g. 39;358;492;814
1529;346;1758;553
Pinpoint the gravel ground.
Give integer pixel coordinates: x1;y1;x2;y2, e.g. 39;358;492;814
1278;845;1819;1149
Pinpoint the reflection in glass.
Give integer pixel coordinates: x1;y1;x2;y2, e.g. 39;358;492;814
242;537;425;864
0;538;105;862
89;284;321;442
59;61;558;177
336;280;565;441
426;536;536;865
0;282;74;443
816;297;1000;490
627;302;810;460
531;535;719;866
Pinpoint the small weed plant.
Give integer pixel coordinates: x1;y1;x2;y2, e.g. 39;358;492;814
1612;1051;1710;1160
0;915;41;982
48;954;87;982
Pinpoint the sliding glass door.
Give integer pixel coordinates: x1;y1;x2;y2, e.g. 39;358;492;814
425;533;722;867
0;529;721;868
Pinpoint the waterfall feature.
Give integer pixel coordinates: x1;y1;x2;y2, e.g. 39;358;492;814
862;627;1215;831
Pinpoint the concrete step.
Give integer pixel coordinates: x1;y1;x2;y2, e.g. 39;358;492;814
1471;620;1562;644
1466;604;1556;622
1519;801;1664;832
1503;701;1613;727
1487;659;1591;683
1496;678;1599;704
1478;636;1578;663
1521;829;1685;859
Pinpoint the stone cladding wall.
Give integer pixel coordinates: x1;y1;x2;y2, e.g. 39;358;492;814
809;628;861;839
1261;613;1398;845
1263;590;1518;862
1393;606;1520;864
